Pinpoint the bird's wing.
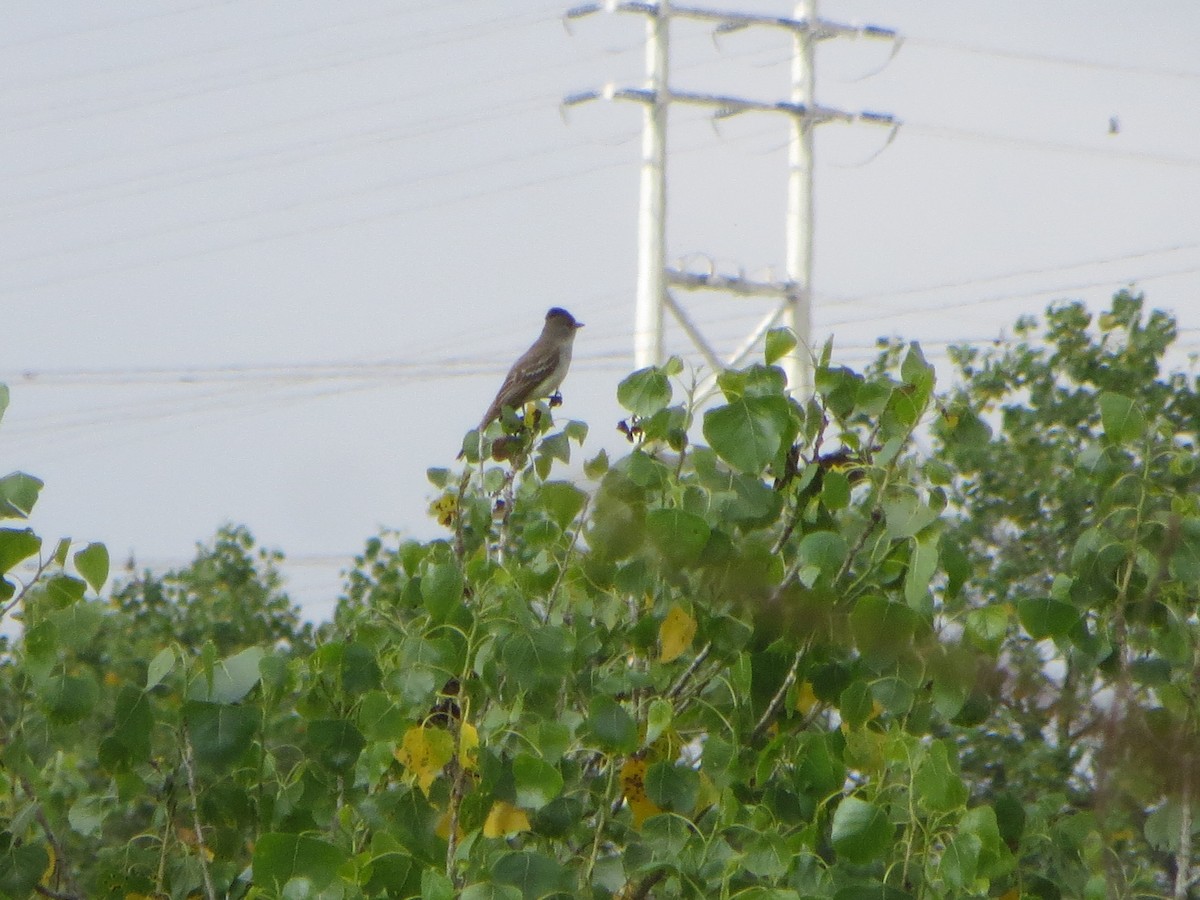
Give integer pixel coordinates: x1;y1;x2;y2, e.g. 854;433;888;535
480;343;559;428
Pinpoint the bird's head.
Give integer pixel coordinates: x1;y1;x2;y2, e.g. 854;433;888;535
545;307;584;335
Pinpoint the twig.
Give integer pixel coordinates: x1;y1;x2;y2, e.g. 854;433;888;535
752;647;805;738
666;643;711;701
546;496;591;619
1176;767;1194;900
0;556;52;621
445;717;469;887
622;868;667;899
835;507;883;585
453;469;472;563
180;727;218;900
34;886;80;900
19;777;84;900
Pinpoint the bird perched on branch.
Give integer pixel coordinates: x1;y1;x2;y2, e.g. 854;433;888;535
477;307;583;431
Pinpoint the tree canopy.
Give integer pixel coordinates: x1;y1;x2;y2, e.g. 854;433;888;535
1;291;1198;899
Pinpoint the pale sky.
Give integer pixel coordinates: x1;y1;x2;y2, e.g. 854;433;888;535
3;1;1199;619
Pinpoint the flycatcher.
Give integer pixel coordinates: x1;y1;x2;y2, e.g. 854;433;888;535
478;307;583;430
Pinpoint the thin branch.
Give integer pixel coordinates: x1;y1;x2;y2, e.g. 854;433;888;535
180;727;218;900
624;868;667;899
546;495;591;619
1176;768;1194;900
753;647;805;739
666;642;712;701
19;776;84;900
445;722;468;887
1;556;52;621
34;886;80;900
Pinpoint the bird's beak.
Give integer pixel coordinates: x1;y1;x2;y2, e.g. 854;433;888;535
575;321;585;328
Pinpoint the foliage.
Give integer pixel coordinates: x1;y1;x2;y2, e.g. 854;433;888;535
1;294;1198;899
931;291;1200;898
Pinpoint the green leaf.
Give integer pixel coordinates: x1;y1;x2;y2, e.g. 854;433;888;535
820;469;851;510
0;527;41;574
0;472;43;519
188;646;266;704
871;677;914;715
421;561;464;621
461;885;522;900
421;869;456;900
1098;391;1146;444
68;795;110;838
900;342;935;399
306;719;366;774
644;761;699;813
584;449;610;480
830;797;893;864
882;493;939;540
965;604;1009;649
838;681;874;730
645;698;672;747
914;740;968;813
40;672;98;724
73;542;109;593
1144;799;1200;852
184;701;258;769
904;533;940;610
1017;596;1079;640
537;481;588;529
961;804;1015;879
359;691;408;741
48;598;102;650
43;573;85;608
492;850;567;899
795;732;846;797
797;531;847;579
1169;517;1200;584
253;833;348;890
586;695;637;753
618;366;673;416
146;646;176;691
500;626;572;691
0;840;48;899
940;832;981;891
107;687;153;768
703;395;791;474
743;832;791;878
646;508;710;565
765;327;798;366
851;596;916;669
512;754;563;810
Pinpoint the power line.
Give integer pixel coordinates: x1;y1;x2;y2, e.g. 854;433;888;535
905;35;1200;83
905;122;1200;170
820;240;1200;310
824;263;1200;329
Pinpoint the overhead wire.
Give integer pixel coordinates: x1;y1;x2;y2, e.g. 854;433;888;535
903;35;1200;83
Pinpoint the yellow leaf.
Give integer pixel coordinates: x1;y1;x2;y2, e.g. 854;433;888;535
794;681;818;714
428;494;457;528
458;721;479;771
435;809;466;841
659;604;697;663
103;671;121;687
620;757;662;829
41;843;56;885
395;725;455;797
483;801;531;838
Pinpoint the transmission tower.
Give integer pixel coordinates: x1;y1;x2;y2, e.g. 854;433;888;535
565;0;897;397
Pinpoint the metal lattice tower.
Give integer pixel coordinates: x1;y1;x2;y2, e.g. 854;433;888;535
565;0;897;397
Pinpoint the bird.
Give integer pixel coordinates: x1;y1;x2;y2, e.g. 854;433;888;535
476;307;584;433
